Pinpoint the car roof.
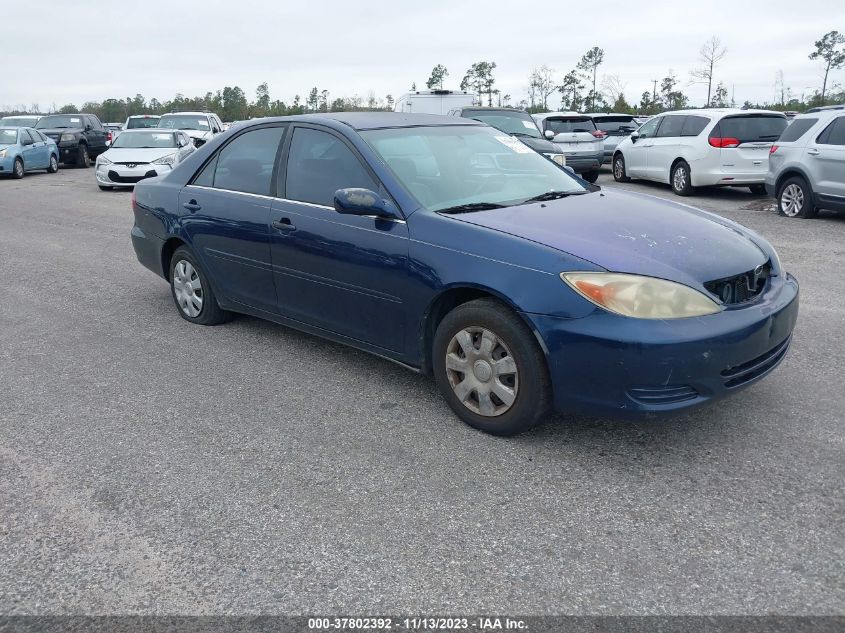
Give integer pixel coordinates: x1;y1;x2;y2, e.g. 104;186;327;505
460;107;526;113
583;112;636;118
292;112;485;130
533;111;590;119
117;128;174;133
160;111;211;116
658;108;785;117
794;109;844;121
128;114;160;118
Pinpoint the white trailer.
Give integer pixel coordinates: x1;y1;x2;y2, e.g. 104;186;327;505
393;89;477;115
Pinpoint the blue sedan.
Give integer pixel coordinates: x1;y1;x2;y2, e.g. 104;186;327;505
0;127;59;178
131;113;798;435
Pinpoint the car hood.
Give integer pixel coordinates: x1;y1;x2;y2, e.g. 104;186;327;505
447;188;768;287
101;147;176;162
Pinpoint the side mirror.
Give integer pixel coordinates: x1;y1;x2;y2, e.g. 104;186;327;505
85;124;92;131
544;129;555;140
630;131;640;143
22;137;34;146
334;188;400;220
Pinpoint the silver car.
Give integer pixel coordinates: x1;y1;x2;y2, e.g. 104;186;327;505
765;110;845;218
95;129;195;190
584;113;640;164
532;112;604;182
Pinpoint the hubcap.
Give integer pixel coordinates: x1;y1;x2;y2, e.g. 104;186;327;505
445;327;518;417
673;166;687;191
15;161;22;176
50;157;57;170
781;184;804;217
172;259;203;317
614;158;623;178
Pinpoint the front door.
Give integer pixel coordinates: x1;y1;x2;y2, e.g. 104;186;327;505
625;116;661;178
270;125;409;354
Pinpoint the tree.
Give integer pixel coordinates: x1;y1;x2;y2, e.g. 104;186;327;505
712;82;729;107
690;36;727;106
307;87;319;112
527;66;557;111
660;71;689;111
558;70;584;111
461;61;497;106
385;94;394;110
601;74;627;107
809;31;845;105
426;64;449;90
411;82;417;91
254;83;270;117
576;47;605;111
320;90;329;112
58;103;79;114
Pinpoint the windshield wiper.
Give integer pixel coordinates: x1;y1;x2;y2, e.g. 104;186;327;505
523;190;588;203
438;202;508;214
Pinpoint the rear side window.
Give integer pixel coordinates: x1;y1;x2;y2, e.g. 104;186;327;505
816;117;845;145
712;115;787;144
655;116;686;138
196;126;286;195
778;118;818;143
681;115;709;137
285;127;379;207
544;118;596;134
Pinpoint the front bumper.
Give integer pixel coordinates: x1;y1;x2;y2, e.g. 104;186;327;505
525;273;799;418
0;154;15;172
96;162;170;187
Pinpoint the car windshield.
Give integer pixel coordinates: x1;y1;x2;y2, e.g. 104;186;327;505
158;115;209;130
361;125;587;212
35;115;83;129
544;118;597;134
0;129;18;144
594;117;639;135
0;116;39;127
462;110;542;139
111;131;177;148
127;117;161;129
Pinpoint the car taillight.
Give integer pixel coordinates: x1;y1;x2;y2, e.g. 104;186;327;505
107;131;113;142
591;130;607;138
708;137;740;148
770;145;779;154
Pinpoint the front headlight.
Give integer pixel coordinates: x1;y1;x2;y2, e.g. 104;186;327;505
561;272;721;319
545;153;566;167
97;155;112;165
60;133;75;142
0;149;6;158
152;153;177;166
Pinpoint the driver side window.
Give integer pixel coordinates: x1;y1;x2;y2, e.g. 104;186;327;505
637;117;661;138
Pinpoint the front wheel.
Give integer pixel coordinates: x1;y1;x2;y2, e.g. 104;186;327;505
169;246;232;325
433;298;551;436
47;154;59;173
582;169;600;183
12;158;24;179
778;176;817;219
671;161;693;196
612;154;630;182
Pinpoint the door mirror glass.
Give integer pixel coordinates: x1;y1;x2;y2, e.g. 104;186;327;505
22;137;34;146
544;129;555;140
334;188;399;219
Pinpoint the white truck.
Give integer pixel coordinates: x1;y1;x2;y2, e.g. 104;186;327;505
394;89;476;115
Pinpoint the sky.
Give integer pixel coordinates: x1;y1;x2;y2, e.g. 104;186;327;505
4;0;844;111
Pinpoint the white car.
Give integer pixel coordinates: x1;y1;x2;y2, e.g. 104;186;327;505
157;111;224;147
612;108;788;196
95;129;195;190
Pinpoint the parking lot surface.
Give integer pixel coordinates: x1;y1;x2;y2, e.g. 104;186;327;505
0;167;842;615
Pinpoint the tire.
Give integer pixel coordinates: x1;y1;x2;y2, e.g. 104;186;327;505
12;158;24;179
47;154;59;173
671;161;693;196
76;143;90;168
582;169;599;183
433;298;551;436
169;246;232;325
98;185;113;191
612;153;630;182
777;176;817;219
749;184;766;195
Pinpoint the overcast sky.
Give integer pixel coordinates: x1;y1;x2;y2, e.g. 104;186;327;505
5;0;844;111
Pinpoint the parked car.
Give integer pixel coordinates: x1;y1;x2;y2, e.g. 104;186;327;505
584;113;640;164
0;127;59;178
157;111;224;147
124;114;161;130
531;112;604;182
612;109;787;196
131;113;797;436
95;129;195;190
34;113;108;167
766;110;845;218
0;115;41;128
448;106;566;167
394;89;476;115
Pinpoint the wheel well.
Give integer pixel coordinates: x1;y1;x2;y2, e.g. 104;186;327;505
160;237;186;281
670;157;688;173
775;169;809;194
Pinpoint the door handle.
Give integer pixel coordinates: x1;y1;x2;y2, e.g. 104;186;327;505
806;148;820;156
183;200;201;212
272;218;296;232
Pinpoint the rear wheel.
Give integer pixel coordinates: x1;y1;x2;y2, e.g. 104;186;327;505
47;154;59;173
582;169;599;183
76;144;90;168
12;158;24;179
169;246;232;325
433;298;551;436
612;154;630;182
671;161;693;196
777;176;817;219
749;184;766;195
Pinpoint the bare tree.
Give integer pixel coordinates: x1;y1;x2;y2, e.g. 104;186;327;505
601;75;627;104
528;66;557;110
774;70;786;106
690;36;727;106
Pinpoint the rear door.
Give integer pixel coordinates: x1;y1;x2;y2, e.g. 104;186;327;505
19;129;44;168
541;117;602;156
810;115;845;205
709;114;787;178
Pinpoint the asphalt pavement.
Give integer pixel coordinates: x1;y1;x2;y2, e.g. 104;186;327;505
0;166;842;615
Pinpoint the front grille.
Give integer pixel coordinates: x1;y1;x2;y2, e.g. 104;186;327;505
627;385;699;405
113;162;149;166
107;169;157;184
720;336;791;388
704;261;771;305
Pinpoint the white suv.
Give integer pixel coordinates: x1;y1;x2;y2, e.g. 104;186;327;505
612;109;787;196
